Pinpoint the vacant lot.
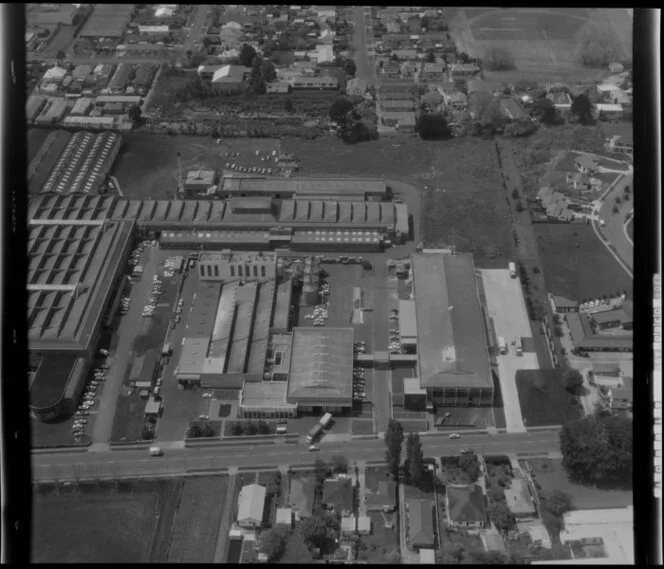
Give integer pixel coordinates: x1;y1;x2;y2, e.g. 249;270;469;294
167;476;228;563
352;419;374;435
516;369;584;427
453;8;612;84
529;457;633;509
32;478;182;563
533;223;633;301
357;511;401;564
30;413;93;449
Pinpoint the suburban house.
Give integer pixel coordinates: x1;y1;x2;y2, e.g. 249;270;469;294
445;484;487;528
606;133;633;153
406;499;436;550
292;76;338;90
596;103;624;119
608;62;625;74
357;516;371;535
504;479;537;519
276;507;293;529
380;61;402;79
322;478;354;516
393;49;418;61
381;111;417;132
547;91;573;109
565;312;632;352
537;186;555;205
420;62;446;82
545;192;574;222
481;533;507;554
292;60;317;76
341;515;357;536
266;81;290;94
500;97;529;120
218;48;240;62
467;79;506;96
449;63;480;78
346;78;368;97
211;65;252;84
400;60;420;78
421;90;444;110
574;155;600;175
380;98;416;112
364;479;397;512
386;20;401;33
609;376;633;411
567;171;602;191
237;484;266;529
438;87;468;110
551;294;579;313
289;477;315;519
590;308;633;330
591;362;622;384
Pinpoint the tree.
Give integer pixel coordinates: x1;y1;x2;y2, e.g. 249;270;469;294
257;420;270;435
384;419;404;478
329;97;354;125
314;458;329;485
541;490;574;517
300;516;329;549
416;113;450;140
571;93;594;125
487;501;517;532
458;454;481;482
471;91;505;134
239;43;258;67
243;421;258;436
128;105;142;126
259;529;286;560
260;59;277;82
331;454;349;474
612;205;619;214
575;22;623;68
405;433;426;486
559;414;633;484
284;98;294;112
484;46;516;71
425;50;436;63
56;49;66;63
472;551;512;564
511;188;520;200
563;369;583;394
343;58;357;78
531;97;556;124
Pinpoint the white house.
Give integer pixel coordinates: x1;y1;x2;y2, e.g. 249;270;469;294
237;484;266;529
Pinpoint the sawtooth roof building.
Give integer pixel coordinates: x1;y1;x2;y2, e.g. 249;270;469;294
411;252;494;407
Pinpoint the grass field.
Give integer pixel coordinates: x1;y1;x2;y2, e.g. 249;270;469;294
31;478;183;563
529;457;632;509
515;369;584;427
357;511;401;564
450;8;615;84
351;419;374;435
533;223;633;300
167;476;228;563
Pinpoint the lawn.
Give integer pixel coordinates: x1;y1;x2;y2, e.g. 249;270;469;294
167;476;228;563
30;414;92;449
110;389;146;443
399;419;429;433
533;223;633;301
528;457;633;509
351;419;374;435
356;511;401;564
279;524;315;564
31;478;183;563
439;456;476;485
147;68;198;109
515;369;584;427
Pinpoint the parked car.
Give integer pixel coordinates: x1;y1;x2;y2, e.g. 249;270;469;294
308;445;320;452
449;433;461;439
460;448;474;455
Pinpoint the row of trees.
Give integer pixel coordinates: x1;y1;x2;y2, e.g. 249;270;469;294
231;420;272;436
328;96;377;144
384;419;429;488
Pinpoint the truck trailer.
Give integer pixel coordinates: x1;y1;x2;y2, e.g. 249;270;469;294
509;262;516;278
319;412;332;428
498;336;507;354
514;336;523;356
307;423;323;443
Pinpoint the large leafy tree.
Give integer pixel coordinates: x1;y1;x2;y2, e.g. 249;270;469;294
259;529;286;560
416;113;451;140
458;453;481;482
559;414;632;484
406;433;426;486
471;92;505;134
483;46;516;71
300;516;329;549
314;458;330;485
563;369;584;394
540;490;574;517
575;22;623;67
384;419;404;478
531;97;556;124
487;501;517;532
239;43;258;67
571;93;594;124
331;454;349;474
329;97;354;124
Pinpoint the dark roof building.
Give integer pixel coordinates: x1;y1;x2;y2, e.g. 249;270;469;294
407;499;436;549
289;477;316;518
323;478;354;513
566;312;632;352
446;484;487;527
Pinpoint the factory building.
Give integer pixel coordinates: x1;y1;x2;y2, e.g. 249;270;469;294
221;177;389;201
182;168;218;198
27;205;134;420
412;251;494;408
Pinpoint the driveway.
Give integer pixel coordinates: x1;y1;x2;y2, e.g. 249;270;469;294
351;6;377;86
594;172;633;276
398;484;420;564
370;260;393;433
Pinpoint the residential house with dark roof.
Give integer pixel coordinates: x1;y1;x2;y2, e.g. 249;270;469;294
467;79;505;95
380;61;402;79
574;155;600;175
364;479;397;512
591;308;633;330
445;484;487;528
381;111;416;132
545;192;574;222
591;362;621;378
551;295;578;313
504;479;537;519
380;98;416;112
500;97;529;120
450;63;480;78
565;312;632;352
610;376;632;411
400;60;420;78
547;91;573;109
289;477;316;519
393;49;418;61
322;478;354;516
420;62;446;82
407;499;436;549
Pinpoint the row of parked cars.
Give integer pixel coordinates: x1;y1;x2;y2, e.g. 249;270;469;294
389;309;401;354
143;275;163;317
74;356;109;438
225;162;273;175
353;365;366;401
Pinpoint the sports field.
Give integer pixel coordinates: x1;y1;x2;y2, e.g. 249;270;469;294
450;8;622;83
31;478;183;563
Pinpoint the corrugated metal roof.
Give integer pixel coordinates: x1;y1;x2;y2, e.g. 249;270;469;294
308;200;324;222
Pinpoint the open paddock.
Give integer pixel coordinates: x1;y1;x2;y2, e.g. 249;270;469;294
516;369;583;427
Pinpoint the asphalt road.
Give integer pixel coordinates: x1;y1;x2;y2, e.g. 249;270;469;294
182;5;212;55
32;429;561;482
351;6;377;86
595;173;634;275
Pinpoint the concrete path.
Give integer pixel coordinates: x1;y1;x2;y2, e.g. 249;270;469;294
357;462;368;517
398;483;420;564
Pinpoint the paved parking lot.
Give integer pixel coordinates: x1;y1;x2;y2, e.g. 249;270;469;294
481;269;539;433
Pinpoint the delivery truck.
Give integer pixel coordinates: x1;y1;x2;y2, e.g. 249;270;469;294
514;336;523;356
306;413;333;442
498;336;507;354
509;262;516;278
